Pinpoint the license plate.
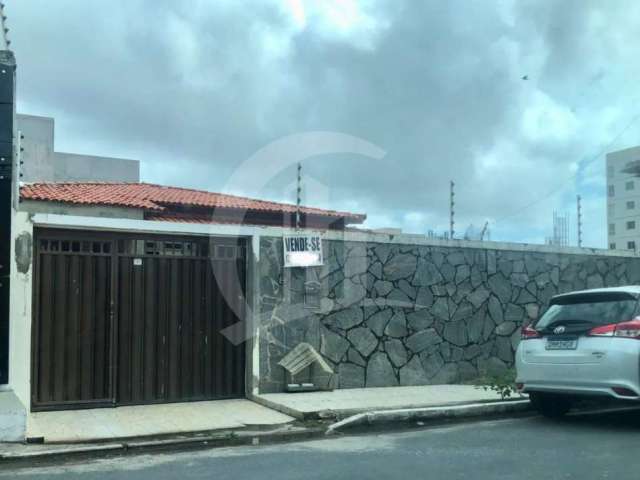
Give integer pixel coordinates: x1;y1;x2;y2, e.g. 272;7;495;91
546;339;578;350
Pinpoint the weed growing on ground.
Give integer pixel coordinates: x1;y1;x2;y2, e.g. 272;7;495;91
474;369;520;400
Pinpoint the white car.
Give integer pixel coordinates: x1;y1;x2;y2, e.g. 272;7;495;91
515;286;640;417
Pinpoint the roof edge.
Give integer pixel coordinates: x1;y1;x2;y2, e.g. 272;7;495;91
19;182;366;223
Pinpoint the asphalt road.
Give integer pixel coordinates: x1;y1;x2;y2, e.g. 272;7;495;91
4;409;640;480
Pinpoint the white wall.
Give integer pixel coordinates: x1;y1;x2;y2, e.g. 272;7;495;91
53;152;139;182
16;114;54;182
8;211;33;410
20;199;144;220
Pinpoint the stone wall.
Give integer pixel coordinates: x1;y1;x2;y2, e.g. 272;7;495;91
257;236;640;393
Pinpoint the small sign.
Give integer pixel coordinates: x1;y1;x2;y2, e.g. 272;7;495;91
283;234;323;268
133;258;143;266
304;280;321;309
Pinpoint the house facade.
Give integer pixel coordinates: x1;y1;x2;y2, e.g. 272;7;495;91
4;178;640;442
7;182;364;418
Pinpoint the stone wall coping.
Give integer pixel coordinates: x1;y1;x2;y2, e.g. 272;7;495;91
264;230;638;259
30;212;635;259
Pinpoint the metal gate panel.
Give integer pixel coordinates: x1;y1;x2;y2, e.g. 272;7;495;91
32;236;114;409
33;230;247;410
210;257;247;398
116;236;246;405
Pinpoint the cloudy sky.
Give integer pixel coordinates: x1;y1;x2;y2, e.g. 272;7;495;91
9;0;640;247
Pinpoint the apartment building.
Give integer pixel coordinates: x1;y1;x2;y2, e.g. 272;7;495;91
606;146;640;251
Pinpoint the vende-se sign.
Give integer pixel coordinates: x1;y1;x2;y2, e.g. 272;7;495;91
283;234;323;268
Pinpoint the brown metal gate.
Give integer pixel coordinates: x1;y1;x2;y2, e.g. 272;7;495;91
32;235;115;409
32;229;247;411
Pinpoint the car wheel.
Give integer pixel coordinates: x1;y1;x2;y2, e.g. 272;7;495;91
529;392;573;418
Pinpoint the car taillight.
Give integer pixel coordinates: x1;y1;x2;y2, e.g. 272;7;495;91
588;318;640;339
614;319;640;338
587;323;616;336
521;324;541;340
612;386;638;397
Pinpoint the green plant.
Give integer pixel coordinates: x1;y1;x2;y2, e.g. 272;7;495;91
475;368;519;400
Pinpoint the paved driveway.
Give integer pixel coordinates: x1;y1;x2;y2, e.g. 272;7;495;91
26;399;293;442
4;409;640;480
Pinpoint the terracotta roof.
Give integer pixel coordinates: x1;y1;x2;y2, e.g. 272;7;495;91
145;212;239;224
20;182;366;224
144;212;356;229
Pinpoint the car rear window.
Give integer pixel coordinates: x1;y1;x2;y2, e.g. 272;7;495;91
535;292;639;330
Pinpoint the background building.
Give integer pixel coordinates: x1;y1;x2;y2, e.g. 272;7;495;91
606;146;640;251
17;113;139;183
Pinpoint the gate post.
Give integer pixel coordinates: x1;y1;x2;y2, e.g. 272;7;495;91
0;50;16;385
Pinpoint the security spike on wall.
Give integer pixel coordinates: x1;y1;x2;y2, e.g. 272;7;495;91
577;195;583;248
295;162;302;230
449;180;455;240
0;3;10;51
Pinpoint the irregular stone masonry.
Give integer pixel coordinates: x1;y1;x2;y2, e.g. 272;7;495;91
258;238;640;393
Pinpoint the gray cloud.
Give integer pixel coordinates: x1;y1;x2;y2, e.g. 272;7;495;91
10;0;640;246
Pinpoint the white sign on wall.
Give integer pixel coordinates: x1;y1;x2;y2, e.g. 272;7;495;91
283;234;323;268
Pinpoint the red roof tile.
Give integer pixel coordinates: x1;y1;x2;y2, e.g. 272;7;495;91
20;182;366;224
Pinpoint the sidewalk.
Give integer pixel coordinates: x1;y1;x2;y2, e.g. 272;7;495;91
1;385;530;464
27;398;294;443
252;384;522;420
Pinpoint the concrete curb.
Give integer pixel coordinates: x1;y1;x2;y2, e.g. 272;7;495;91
249;394;307;420
0;443;125;460
0;427;326;464
326;399;532;434
250;393;528;421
